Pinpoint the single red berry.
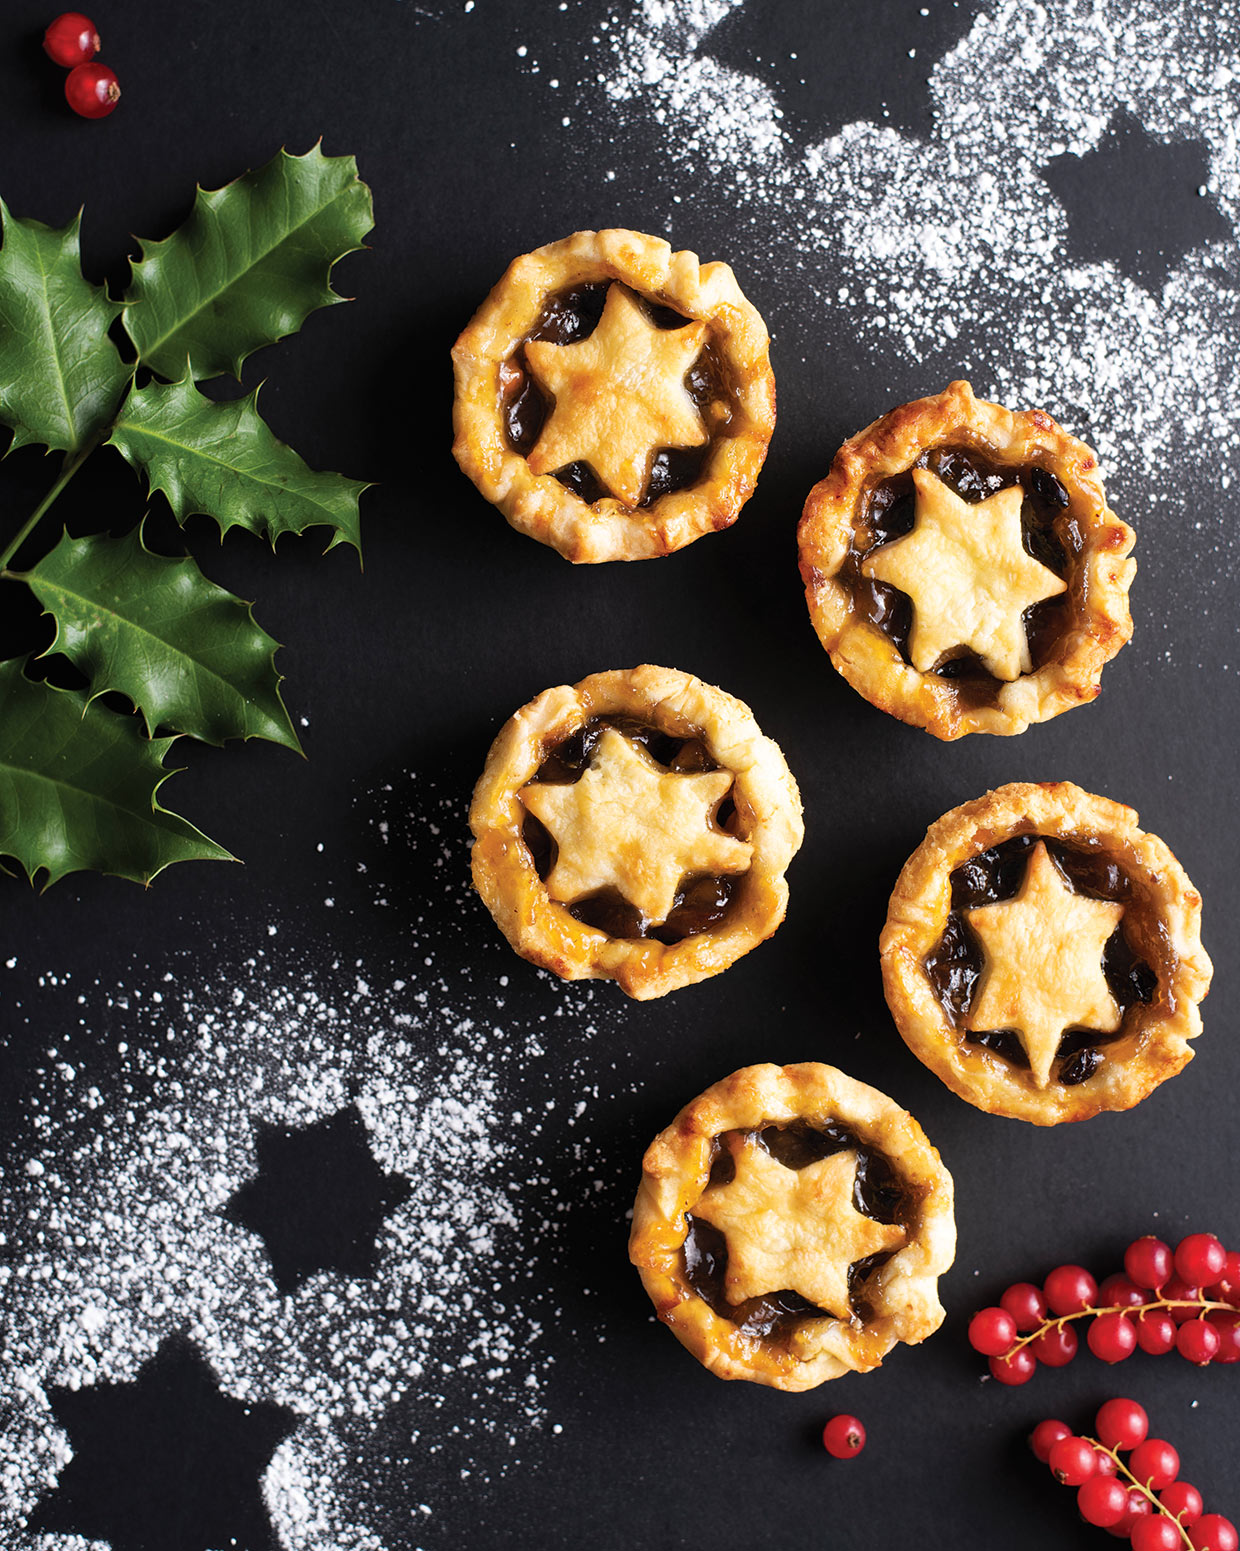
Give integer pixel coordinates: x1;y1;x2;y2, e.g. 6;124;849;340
1088;1311;1137;1363
1176;1318;1220;1365
1193;1516;1240;1551
1136;1309;1178;1355
64;60;119;118
1132;1518;1188;1551
1048;1435;1100;1485
968;1306;1018;1356
1031;1322;1078;1367
822;1413;865;1459
1206;1309;1240;1364
1109;1488;1153;1538
1077;1475;1129;1527
1029;1418;1072;1463
1095;1397;1148;1451
1208;1250;1240;1304
1163;1276;1204;1321
1044;1264;1098;1316
42;11;100;67
1098;1272;1146;1310
989;1347;1036;1385
1161;1480;1204;1525
1129;1438;1181;1491
1175;1233;1227;1287
1126;1236;1174;1291
1001;1281;1047;1331
1092;1445;1120;1476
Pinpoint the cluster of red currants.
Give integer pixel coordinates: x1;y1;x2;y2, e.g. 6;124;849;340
42;12;119;119
1030;1398;1235;1550
968;1234;1240;1384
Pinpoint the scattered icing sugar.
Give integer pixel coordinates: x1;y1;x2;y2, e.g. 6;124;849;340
0;775;628;1549
549;0;1240;585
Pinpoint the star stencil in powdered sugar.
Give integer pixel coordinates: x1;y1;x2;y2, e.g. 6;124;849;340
225;1102;411;1294
694;1138;907;1321
31;1334;295;1551
966;841;1124;1089
520;726;751;927
702;0;985;143
524;283;708;505
863;467;1065;680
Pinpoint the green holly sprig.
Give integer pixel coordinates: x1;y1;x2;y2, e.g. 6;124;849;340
0;145;373;886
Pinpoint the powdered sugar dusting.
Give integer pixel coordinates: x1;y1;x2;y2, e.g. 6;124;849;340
0;776;627;1549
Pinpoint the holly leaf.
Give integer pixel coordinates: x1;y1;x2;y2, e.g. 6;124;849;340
0;657;233;888
107;378;366;553
123;145;374;381
14;526;301;750
0;203;130;454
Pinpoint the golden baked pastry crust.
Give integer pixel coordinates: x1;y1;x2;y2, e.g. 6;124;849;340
629;1062;956;1390
468;666;803;1000
452;229;777;563
881;782;1213;1124
797;380;1136;739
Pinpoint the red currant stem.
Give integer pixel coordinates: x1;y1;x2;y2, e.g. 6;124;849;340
1006;1296;1233;1353
1079;1434;1194;1549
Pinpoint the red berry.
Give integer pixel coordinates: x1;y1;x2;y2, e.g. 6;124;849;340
1095;1397;1148;1451
1077;1475;1129;1527
42;11;99;67
1098;1272;1146;1309
1110;1488;1153;1537
1130;1438;1181;1491
822;1413;865;1459
1208;1250;1240;1304
989;1347;1036;1385
1048;1435;1100;1485
1193;1516;1240;1551
1175;1233;1227;1287
1001;1281;1047;1331
1088;1311;1137;1363
64;61;119;119
1206;1309;1240;1364
1136;1309;1178;1355
1161;1480;1204;1525
968;1306;1017;1356
1126;1236;1174;1291
1133;1519;1187;1551
1164;1276;1204;1321
1093;1447;1120;1476
1031;1322;1078;1367
1044;1264;1098;1316
1029;1418;1072;1463
1177;1318;1220;1365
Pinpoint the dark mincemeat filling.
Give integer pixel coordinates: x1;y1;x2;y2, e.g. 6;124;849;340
847;445;1081;689
924;834;1158;1087
500;282;734;506
683;1121;911;1339
522;716;743;943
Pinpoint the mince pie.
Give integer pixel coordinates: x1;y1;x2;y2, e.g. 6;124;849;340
468;666;803;999
797;380;1135;739
452;229;777;563
629;1062;956;1390
881;782;1213;1125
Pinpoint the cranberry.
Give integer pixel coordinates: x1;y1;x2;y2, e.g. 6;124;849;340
43;11;99;67
64;60;119;118
821;1414;865;1459
1095;1397;1148;1451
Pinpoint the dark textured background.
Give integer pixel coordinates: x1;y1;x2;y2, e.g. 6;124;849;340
0;1;1237;1547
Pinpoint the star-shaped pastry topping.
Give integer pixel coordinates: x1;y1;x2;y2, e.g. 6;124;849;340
520;726;751;927
966;841;1125;1089
524;282;708;505
862;467;1067;680
31;1334;295;1551
693;1137;907;1322
225;1103;411;1294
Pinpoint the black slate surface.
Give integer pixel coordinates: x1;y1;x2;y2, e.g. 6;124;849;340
0;1;1237;1548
